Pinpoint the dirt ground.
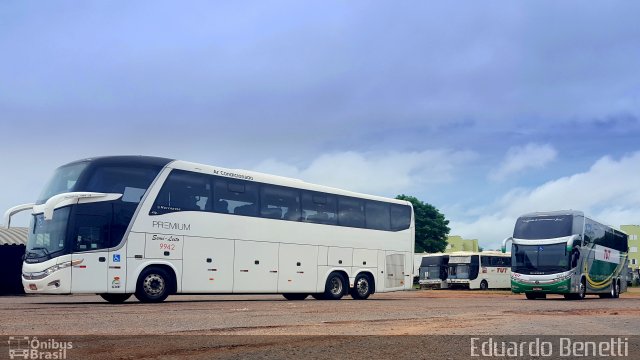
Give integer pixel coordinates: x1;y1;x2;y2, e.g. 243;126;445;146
1;289;639;359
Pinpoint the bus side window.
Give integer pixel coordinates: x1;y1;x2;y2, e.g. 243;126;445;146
74;213;111;251
151;170;212;215
213;178;258;217
365;201;390;231
390;205;411;231
338;197;364;228
260;185;300;221
481;256;491;267
301;192;337;225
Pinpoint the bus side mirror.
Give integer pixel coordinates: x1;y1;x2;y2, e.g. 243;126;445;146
571;249;580;268
501;237;513;253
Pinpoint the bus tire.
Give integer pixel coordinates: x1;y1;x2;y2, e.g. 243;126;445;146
526;292;545;300
351;273;373;300
479;280;488;290
99;293;132;304
283;293;308;301
613;280;620;298
576;278;586;300
323;272;347;300
135;266;173;303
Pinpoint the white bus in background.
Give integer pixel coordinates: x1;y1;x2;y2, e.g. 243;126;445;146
447;251;511;290
504;210;628;300
418;253;449;289
5;156;415;303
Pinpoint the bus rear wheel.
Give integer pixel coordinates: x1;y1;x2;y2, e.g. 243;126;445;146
351;273;373;300
283;293;308;301
602;280;620;299
135;267;173;303
100;293;132;304
323;272;347;300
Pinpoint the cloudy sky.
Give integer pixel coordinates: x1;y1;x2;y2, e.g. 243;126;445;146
2;1;639;250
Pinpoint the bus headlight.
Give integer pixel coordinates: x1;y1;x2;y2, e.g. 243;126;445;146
555;273;572;282
24;259;83;280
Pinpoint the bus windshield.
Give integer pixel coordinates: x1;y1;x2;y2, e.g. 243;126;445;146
513;215;574;239
424;266;442;279
449;264;470;279
36;162;88;204
26;207;71;260
512;243;569;274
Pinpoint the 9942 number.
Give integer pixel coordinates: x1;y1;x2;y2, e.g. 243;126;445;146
159;243;175;251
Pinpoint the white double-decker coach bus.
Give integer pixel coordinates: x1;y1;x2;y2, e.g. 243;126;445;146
4;156;414;303
503;210;628;300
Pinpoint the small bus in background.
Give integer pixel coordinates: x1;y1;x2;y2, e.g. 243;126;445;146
418;253;449;289
504;210;628;300
447;251;511;290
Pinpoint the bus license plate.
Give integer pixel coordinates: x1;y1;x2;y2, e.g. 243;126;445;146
532;287;542;291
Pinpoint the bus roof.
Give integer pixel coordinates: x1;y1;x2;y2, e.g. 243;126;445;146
518;210;584;218
169;160;412;206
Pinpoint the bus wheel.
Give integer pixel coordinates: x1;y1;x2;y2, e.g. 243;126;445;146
323;272;347;300
479;280;488;290
351;273;373;300
576;278;586;300
99;293;131;304
135;267;173;303
526;292;544;300
613;280;620;298
283;293;308;301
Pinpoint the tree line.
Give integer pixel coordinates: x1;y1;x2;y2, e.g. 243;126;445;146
396;194;449;253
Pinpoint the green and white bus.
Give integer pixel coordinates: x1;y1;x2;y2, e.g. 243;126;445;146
503;210;628;300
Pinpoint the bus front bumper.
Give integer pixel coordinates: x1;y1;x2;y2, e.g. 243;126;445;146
511;278;571;294
22;267;72;294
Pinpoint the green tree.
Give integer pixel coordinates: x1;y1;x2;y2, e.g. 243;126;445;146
396;194;450;253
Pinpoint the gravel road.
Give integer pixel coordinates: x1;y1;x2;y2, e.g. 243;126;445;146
1;289;639;359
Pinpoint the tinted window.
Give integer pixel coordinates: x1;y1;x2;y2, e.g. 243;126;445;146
338;197;365;228
481;256;491;267
512;243;569;274
151;170;212;215
421;256;448;267
513;215;574;239
73;202;114;251
366;201;390;230
37;162;88;204
302;192;337;225
214;178;258;216
584;219;605;245
599;230;628;253
26;207;71;259
260;185;300;221
86;166;159;201
391;204;411;231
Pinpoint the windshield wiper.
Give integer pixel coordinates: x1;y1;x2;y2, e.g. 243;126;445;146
28;247;52;260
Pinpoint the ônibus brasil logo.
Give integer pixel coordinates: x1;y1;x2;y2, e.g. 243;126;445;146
7;336;73;359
